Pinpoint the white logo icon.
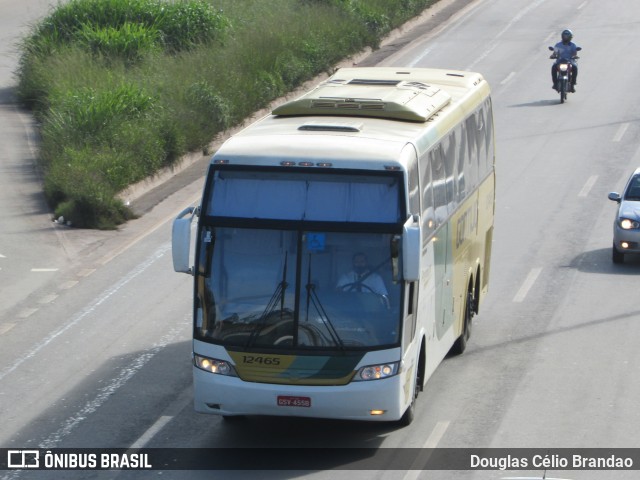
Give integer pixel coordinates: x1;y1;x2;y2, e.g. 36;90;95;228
7;450;40;468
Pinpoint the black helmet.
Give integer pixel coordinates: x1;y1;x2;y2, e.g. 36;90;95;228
561;29;573;42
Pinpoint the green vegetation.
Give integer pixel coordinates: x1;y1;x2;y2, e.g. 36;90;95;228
17;0;435;228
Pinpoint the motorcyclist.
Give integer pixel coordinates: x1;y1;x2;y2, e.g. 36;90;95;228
551;29;579;92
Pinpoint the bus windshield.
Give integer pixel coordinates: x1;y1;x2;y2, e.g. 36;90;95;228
196;228;401;350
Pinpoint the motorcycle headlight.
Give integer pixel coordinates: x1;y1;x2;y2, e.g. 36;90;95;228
194;354;237;376
353;362;400;381
619;218;640;230
558;64;569;72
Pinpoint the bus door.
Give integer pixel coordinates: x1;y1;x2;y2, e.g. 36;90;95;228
430;145;454;339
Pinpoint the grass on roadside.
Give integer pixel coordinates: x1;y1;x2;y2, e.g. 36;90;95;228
17;0;435;228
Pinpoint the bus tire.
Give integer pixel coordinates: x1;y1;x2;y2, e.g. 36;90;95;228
398;343;424;427
398;373;417;426
450;288;473;356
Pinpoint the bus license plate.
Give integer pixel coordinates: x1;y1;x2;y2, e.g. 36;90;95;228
277;396;311;408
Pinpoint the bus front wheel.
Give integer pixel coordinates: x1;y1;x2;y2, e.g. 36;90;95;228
398;371;418;426
398;343;424;427
450;288;473;355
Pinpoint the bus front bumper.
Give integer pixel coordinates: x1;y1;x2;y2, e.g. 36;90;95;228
193;367;408;421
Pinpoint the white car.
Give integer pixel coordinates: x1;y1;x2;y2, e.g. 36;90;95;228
608;166;640;263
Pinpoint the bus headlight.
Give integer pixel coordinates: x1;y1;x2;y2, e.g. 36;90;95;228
619;218;640;230
194;354;237;376
353;362;399;381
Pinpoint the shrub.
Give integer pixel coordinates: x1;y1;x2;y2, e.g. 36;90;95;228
180;81;232;150
186;81;231;132
17;0;436;228
44;147;134;229
49;83;154;135
153;1;231;51
30;0;230;52
274;51;312;89
76;22;160;63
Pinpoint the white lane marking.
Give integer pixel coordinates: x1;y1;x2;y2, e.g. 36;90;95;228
0;323;16;335
578;175;598;197
0;253;6;258
500;72;516;85
408;46;435;68
31;268;59;272
38;294;58;304
513;268;542;303
130;416;173;449
380;0;484;68
402;421;450;480
38;319;185;448
0;244;170;382
613;123;629;142
77;268;96;277
577;0;588;9
130;388;191;449
17;308;38;319
423;420;449;448
466;0;546;70
402;462;423;480
59;280;79;290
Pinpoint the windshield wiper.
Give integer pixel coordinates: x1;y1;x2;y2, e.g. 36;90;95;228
304;254;344;350
245;252;289;348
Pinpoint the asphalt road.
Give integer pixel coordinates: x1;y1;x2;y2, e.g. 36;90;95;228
2;0;640;479
0;0;75;322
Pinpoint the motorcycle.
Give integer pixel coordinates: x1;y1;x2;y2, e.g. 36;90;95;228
548;45;581;103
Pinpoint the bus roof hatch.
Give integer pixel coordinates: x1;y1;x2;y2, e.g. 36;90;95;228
273;77;451;122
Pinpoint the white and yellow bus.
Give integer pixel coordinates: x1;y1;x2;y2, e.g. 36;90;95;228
172;67;495;425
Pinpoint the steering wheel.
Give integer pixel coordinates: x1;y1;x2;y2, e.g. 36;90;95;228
338;282;390;309
338;281;377;294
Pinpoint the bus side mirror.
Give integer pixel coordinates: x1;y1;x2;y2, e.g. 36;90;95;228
402;215;421;282
172;206;198;274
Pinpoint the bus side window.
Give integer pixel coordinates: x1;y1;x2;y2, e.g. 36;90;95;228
466;114;479;184
419;151;435;237
431;145;447;224
454;125;469;201
441;133;457;214
475;109;487;177
483;100;495;172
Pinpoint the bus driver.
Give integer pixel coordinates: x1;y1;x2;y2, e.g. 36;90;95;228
336;252;388;296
